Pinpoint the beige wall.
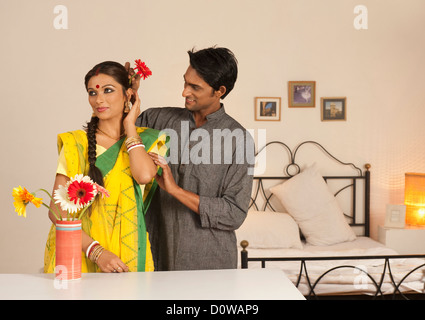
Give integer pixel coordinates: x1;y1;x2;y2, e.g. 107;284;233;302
1;0;425;273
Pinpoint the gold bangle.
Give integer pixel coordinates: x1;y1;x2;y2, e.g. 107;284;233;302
126;141;142;149
125;136;143;149
88;245;100;262
89;244;105;263
94;247;105;263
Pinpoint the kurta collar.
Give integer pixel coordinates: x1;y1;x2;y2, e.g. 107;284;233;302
205;103;226;120
188;104;226;128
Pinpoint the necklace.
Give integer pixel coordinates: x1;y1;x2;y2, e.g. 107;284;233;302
97;127;125;140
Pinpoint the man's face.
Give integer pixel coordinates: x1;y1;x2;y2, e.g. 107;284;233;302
182;66;221;114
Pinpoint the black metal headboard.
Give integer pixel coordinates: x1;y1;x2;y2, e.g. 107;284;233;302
249;141;371;237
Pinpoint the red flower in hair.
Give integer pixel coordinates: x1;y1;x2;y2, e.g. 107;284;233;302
134;59;152;80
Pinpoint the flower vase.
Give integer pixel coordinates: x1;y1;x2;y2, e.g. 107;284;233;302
55;220;82;281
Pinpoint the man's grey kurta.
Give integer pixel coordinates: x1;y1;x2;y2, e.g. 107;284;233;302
137;106;254;270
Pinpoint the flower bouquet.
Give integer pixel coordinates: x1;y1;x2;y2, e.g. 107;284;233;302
12;174;110;280
12;173;109;221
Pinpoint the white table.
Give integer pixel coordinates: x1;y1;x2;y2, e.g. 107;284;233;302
0;268;304;300
378;225;425;254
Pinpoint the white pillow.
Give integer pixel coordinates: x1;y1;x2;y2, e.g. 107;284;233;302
269;163;356;246
236;210;303;249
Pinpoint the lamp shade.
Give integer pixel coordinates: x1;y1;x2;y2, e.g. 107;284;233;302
404;173;425;226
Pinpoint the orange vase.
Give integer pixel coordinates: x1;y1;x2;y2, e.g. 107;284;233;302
55;220;82;281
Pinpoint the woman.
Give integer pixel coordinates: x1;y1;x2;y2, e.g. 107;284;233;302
44;61;167;273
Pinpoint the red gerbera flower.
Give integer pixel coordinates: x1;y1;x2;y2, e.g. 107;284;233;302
134;59;152;80
67;178;96;206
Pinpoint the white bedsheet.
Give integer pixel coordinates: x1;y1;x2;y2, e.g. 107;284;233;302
238;237;425;296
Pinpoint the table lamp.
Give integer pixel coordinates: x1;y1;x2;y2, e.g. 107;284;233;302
404;173;425;226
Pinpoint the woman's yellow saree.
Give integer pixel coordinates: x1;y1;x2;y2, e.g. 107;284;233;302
44;127;168;273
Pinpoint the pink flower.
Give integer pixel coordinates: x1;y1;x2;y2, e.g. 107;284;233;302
94;183;110;199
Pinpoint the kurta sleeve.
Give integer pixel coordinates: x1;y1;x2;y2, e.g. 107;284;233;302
198;132;255;231
198;163;253;230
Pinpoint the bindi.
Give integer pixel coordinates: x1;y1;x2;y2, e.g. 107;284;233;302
96;85;100;89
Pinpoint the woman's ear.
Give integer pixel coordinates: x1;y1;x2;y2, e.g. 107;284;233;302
126;88;133;101
126;88;135;104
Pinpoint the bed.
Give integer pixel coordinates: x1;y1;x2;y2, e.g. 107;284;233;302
237;141;425;299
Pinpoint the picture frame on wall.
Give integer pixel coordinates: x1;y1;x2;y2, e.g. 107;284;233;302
255;97;281;121
288;81;316;108
321;97;347;121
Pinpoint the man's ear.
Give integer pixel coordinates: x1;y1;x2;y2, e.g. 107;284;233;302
216;86;226;98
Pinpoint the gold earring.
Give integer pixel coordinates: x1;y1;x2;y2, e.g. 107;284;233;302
124;101;131;113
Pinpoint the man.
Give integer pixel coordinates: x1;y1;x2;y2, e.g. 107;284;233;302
136;47;254;270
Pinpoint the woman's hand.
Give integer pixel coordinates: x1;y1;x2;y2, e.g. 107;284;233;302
123;91;141;136
96;249;129;273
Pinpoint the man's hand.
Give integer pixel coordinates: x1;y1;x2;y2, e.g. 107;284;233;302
148;153;200;214
148;153;179;194
124;61;140;103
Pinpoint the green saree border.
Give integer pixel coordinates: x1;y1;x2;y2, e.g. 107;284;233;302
95;128;167;272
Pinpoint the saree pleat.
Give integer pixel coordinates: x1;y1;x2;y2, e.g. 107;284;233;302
44;127;168;273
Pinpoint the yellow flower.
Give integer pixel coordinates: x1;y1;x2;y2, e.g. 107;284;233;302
12;186;42;217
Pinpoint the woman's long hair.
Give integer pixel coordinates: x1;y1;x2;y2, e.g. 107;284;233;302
83;61;130;186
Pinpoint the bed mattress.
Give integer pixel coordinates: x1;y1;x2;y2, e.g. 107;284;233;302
238;237;425;296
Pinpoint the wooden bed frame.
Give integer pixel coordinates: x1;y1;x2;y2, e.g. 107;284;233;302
240;141;425;300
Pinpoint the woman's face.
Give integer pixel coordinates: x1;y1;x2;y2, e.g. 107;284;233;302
87;73;128;121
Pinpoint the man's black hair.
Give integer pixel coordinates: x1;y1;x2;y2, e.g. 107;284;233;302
188;46;238;99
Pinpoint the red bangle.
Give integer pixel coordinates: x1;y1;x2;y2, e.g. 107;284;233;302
88;243;100;257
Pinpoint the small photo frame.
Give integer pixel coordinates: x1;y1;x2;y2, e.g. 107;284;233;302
384;204;406;228
288;81;316;108
255;97;281;121
321;97;347;121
